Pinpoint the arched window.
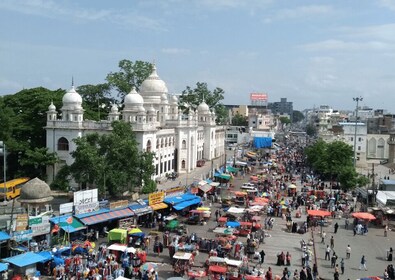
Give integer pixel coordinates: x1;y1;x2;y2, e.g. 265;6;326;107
181;160;186;169
146;140;151;153
57;137;69;151
211;131;214;139
172;137;175;146
165;138;168;147
156;140;159;149
161;139;164;148
182;140;187;149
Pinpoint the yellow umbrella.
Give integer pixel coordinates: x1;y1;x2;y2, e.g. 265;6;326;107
197;207;210;211
128;228;142;234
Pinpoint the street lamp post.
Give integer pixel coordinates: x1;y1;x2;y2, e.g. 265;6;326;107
0;141;6;203
353;97;363;167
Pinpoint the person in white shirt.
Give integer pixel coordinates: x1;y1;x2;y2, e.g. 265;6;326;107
346;245;351;259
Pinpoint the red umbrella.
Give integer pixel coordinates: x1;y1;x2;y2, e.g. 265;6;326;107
209;265;227;274
307;209;332;217
352;212;376;220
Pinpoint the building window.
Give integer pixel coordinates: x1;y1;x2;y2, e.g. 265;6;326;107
57;137;69;151
146;140;151;153
358;137;362;142
182;140;186;149
358;146;361;151
350;137;353;142
161;139;164;148
165;138;168;147
181;160;186;169
156;140;159;149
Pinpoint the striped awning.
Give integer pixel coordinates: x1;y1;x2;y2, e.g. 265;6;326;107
80;208;134;225
150;202;168;211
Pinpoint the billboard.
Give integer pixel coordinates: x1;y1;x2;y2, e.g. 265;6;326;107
250;93;268;101
29;216;51;236
74;189;99;215
148;192;165;205
59;202;74;215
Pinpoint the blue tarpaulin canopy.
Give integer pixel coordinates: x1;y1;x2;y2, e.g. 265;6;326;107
226;221;240;228
253;137;272;148
164;193;196;205
0;231;10;242
3;252;47;267
37;251;53;263
173;197;201;210
0;263;8;272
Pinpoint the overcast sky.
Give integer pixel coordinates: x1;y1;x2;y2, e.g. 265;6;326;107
1;0;395;111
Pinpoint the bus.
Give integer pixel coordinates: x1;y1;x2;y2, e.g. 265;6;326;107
0;177;30;200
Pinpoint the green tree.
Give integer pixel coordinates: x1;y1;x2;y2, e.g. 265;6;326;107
106;60;153;99
279;116;291;130
306;124;317;137
232;113;248;126
178;82;228;124
292;110;304;123
19;147;57;180
67;121;154;196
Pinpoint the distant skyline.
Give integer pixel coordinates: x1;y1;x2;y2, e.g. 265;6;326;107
1;0;395;111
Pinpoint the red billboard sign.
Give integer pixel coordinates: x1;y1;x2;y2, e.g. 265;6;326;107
250;93;268;101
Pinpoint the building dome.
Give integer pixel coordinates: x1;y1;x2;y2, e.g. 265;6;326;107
19;178;53;204
48;102;56;112
124;87;144;106
170;95;178;105
110;103;118;113
198;101;210;113
161;93;169;104
147;105;156;115
138;106;146;113
62;86;82;109
140;65;168;95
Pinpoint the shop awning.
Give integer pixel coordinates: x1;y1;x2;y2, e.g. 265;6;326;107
173;197;201;211
3;252;47;267
210;182;220;187
37;251;53;263
198;180;207;186
129;203;153;216
164;193;195;205
227;166;240;173
51;215;86;233
214;173;231;180
0;231;10;242
150;202;168;211
0;263;8;272
209;265;227;273
80;208;134;225
198;184;212;193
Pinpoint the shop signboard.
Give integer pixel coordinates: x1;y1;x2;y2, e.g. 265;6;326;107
15;214;28;231
12;229;33;242
110;200;129;210
74;189;99;214
29;216;50;237
59;202;74;215
148;192;165;205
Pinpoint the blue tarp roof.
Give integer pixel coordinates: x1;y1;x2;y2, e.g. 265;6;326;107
253;137;272;148
173;197;201;210
129;203;148;210
226;221;240;228
0;263;8;272
164;193;196;205
37;251;53;263
3;252;47;267
0;231;10;242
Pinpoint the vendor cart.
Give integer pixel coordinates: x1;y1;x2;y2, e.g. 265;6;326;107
173;251;193;276
235;222;253;236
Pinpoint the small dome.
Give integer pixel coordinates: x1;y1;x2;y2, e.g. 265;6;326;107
140;65;168;94
138;106;146;113
147;105;156;115
110;103;118;113
161;93;169;104
198;101;210;113
124;87;144;106
62;86;82;108
170;95;178;105
19;178;53;204
48;102;56;112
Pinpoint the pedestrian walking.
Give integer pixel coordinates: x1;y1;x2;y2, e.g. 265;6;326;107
340;258;345;274
334;222;339;234
260;249;265;265
331;253;338;268
359;255;367;271
215;209;219;221
346;245;351;259
385;225;388;237
312;263;318;280
321;231;326;243
325;245;331;261
345;218;349;230
330;236;335;249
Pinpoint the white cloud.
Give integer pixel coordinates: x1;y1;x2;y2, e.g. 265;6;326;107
0;0;164;31
300;39;394;52
265;5;333;22
161;48;190;54
379;0;395;11
340;23;395;43
0;77;23;93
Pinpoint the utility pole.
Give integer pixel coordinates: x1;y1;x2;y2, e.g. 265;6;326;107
0;141;6;204
353;97;363;167
371;163;376;206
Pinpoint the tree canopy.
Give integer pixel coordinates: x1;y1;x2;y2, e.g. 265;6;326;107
106;60;153;99
178;82;228;124
292;110;304;123
304;139;367;190
61;121;156;196
232;113;248;126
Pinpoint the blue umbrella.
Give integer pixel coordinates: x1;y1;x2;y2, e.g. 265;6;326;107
226;221;240;228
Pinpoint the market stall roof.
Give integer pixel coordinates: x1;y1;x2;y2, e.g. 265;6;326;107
0;231;10;242
36;251;53;263
150;202;168;211
59;218;86;233
3;252;47;267
352;212;376;220
218;217;227;223
307;210;332;217
226;221;240;228
107;243;136;254
0;263;8;272
198;184;212;193
213;227;235;235
198;180;208;186
75;208;110;219
173;252;192;260
233;191;247;197
210;182;220;187
209;265;227;273
288;184;297;189
164;193;196;205
226;259;242;267
227;166;240;173
129;203;153;216
79;207;134;225
173;197;201;210
226;207;245;214
209;256;226;263
108;229;128;244
214;172;231;180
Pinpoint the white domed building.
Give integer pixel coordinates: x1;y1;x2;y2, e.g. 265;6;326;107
45;65;225;185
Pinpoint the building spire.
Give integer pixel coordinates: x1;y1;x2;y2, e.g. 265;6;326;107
71;76;74;87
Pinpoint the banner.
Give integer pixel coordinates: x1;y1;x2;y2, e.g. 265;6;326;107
12;229;33;242
75;201;99;215
59;202;74;215
15;214;28;231
74;189;99;215
165;187;185;197
110;200;129;210
29;216;50;237
148;192;165;205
